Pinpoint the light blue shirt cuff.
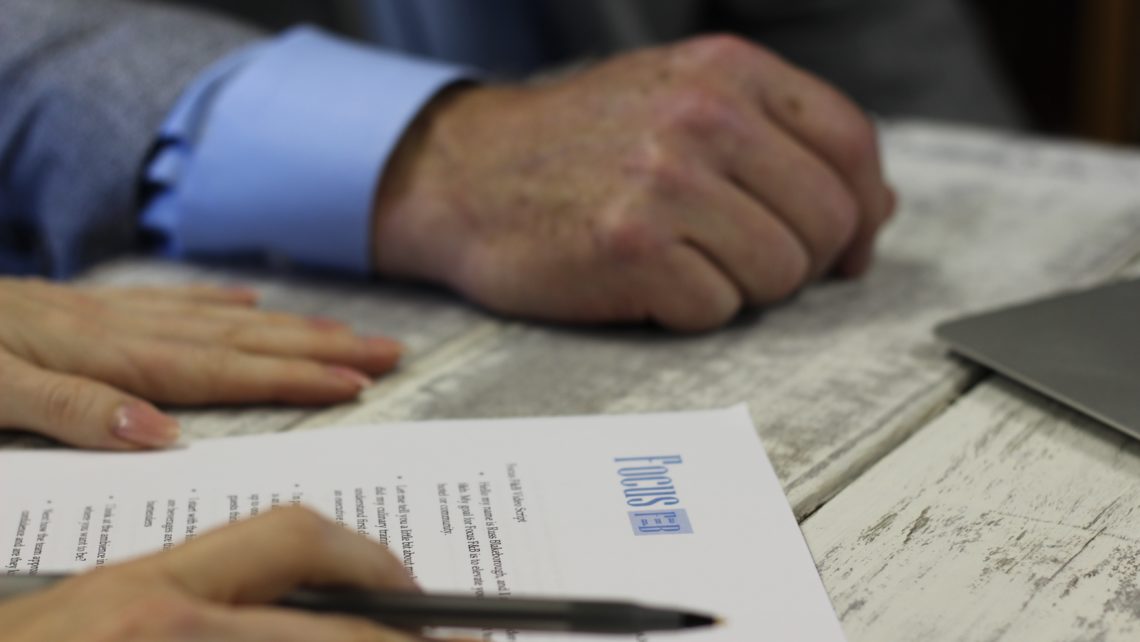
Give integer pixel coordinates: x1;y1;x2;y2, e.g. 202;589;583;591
143;26;471;273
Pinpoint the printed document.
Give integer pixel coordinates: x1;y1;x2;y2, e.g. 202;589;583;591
0;405;845;640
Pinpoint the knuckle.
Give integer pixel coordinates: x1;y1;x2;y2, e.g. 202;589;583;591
215;321;249;346
623;142;691;197
656;87;739;136
38;377;87;427
196;347;240;389
681;33;760;67
139;345;232;404
118;342;178;397
595;209;665;264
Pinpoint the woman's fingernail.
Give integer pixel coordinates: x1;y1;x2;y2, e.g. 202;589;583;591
112;402;180;448
328;366;372;391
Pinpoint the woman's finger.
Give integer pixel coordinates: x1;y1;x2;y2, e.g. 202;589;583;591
16;278;307;332
9;279;398;382
0;352;179;450
108;338;373;406
3;321;374;407
102;295;352;330
109;310;403;375
83;283;260;306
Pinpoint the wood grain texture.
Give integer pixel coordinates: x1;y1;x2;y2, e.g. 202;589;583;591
800;246;1140;641
804;378;1140;641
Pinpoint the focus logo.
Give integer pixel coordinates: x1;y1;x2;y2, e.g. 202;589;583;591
614;455;693;536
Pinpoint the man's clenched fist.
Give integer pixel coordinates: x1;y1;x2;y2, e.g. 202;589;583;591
374;35;895;331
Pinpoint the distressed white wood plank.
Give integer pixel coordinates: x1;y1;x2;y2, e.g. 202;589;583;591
290;122;1140;518
803;377;1140;642
885;121;1140;186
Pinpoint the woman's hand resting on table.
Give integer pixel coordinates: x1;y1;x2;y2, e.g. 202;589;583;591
0;278;402;450
0;507;474;642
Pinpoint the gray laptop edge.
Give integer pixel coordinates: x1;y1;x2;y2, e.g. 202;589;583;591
935;278;1140;440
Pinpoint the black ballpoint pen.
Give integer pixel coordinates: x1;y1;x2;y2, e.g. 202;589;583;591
0;574;719;635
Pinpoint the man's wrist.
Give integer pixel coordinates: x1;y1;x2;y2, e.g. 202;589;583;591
371;82;485;284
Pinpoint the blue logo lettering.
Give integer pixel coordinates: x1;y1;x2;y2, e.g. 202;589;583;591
615;455;692;535
629;509;693;536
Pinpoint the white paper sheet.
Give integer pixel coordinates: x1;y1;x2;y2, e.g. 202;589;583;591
0;405;845;641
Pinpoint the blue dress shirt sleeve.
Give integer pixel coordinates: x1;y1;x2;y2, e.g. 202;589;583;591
142;26;470;274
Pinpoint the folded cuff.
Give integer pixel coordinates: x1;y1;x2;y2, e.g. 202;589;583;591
146;26;471;273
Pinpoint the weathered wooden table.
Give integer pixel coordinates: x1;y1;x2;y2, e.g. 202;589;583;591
4;122;1140;640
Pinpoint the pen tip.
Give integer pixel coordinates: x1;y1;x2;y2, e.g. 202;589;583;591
682;613;719;628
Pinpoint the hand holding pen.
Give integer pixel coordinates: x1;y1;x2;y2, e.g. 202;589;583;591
0;507;715;642
0;507;475;642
